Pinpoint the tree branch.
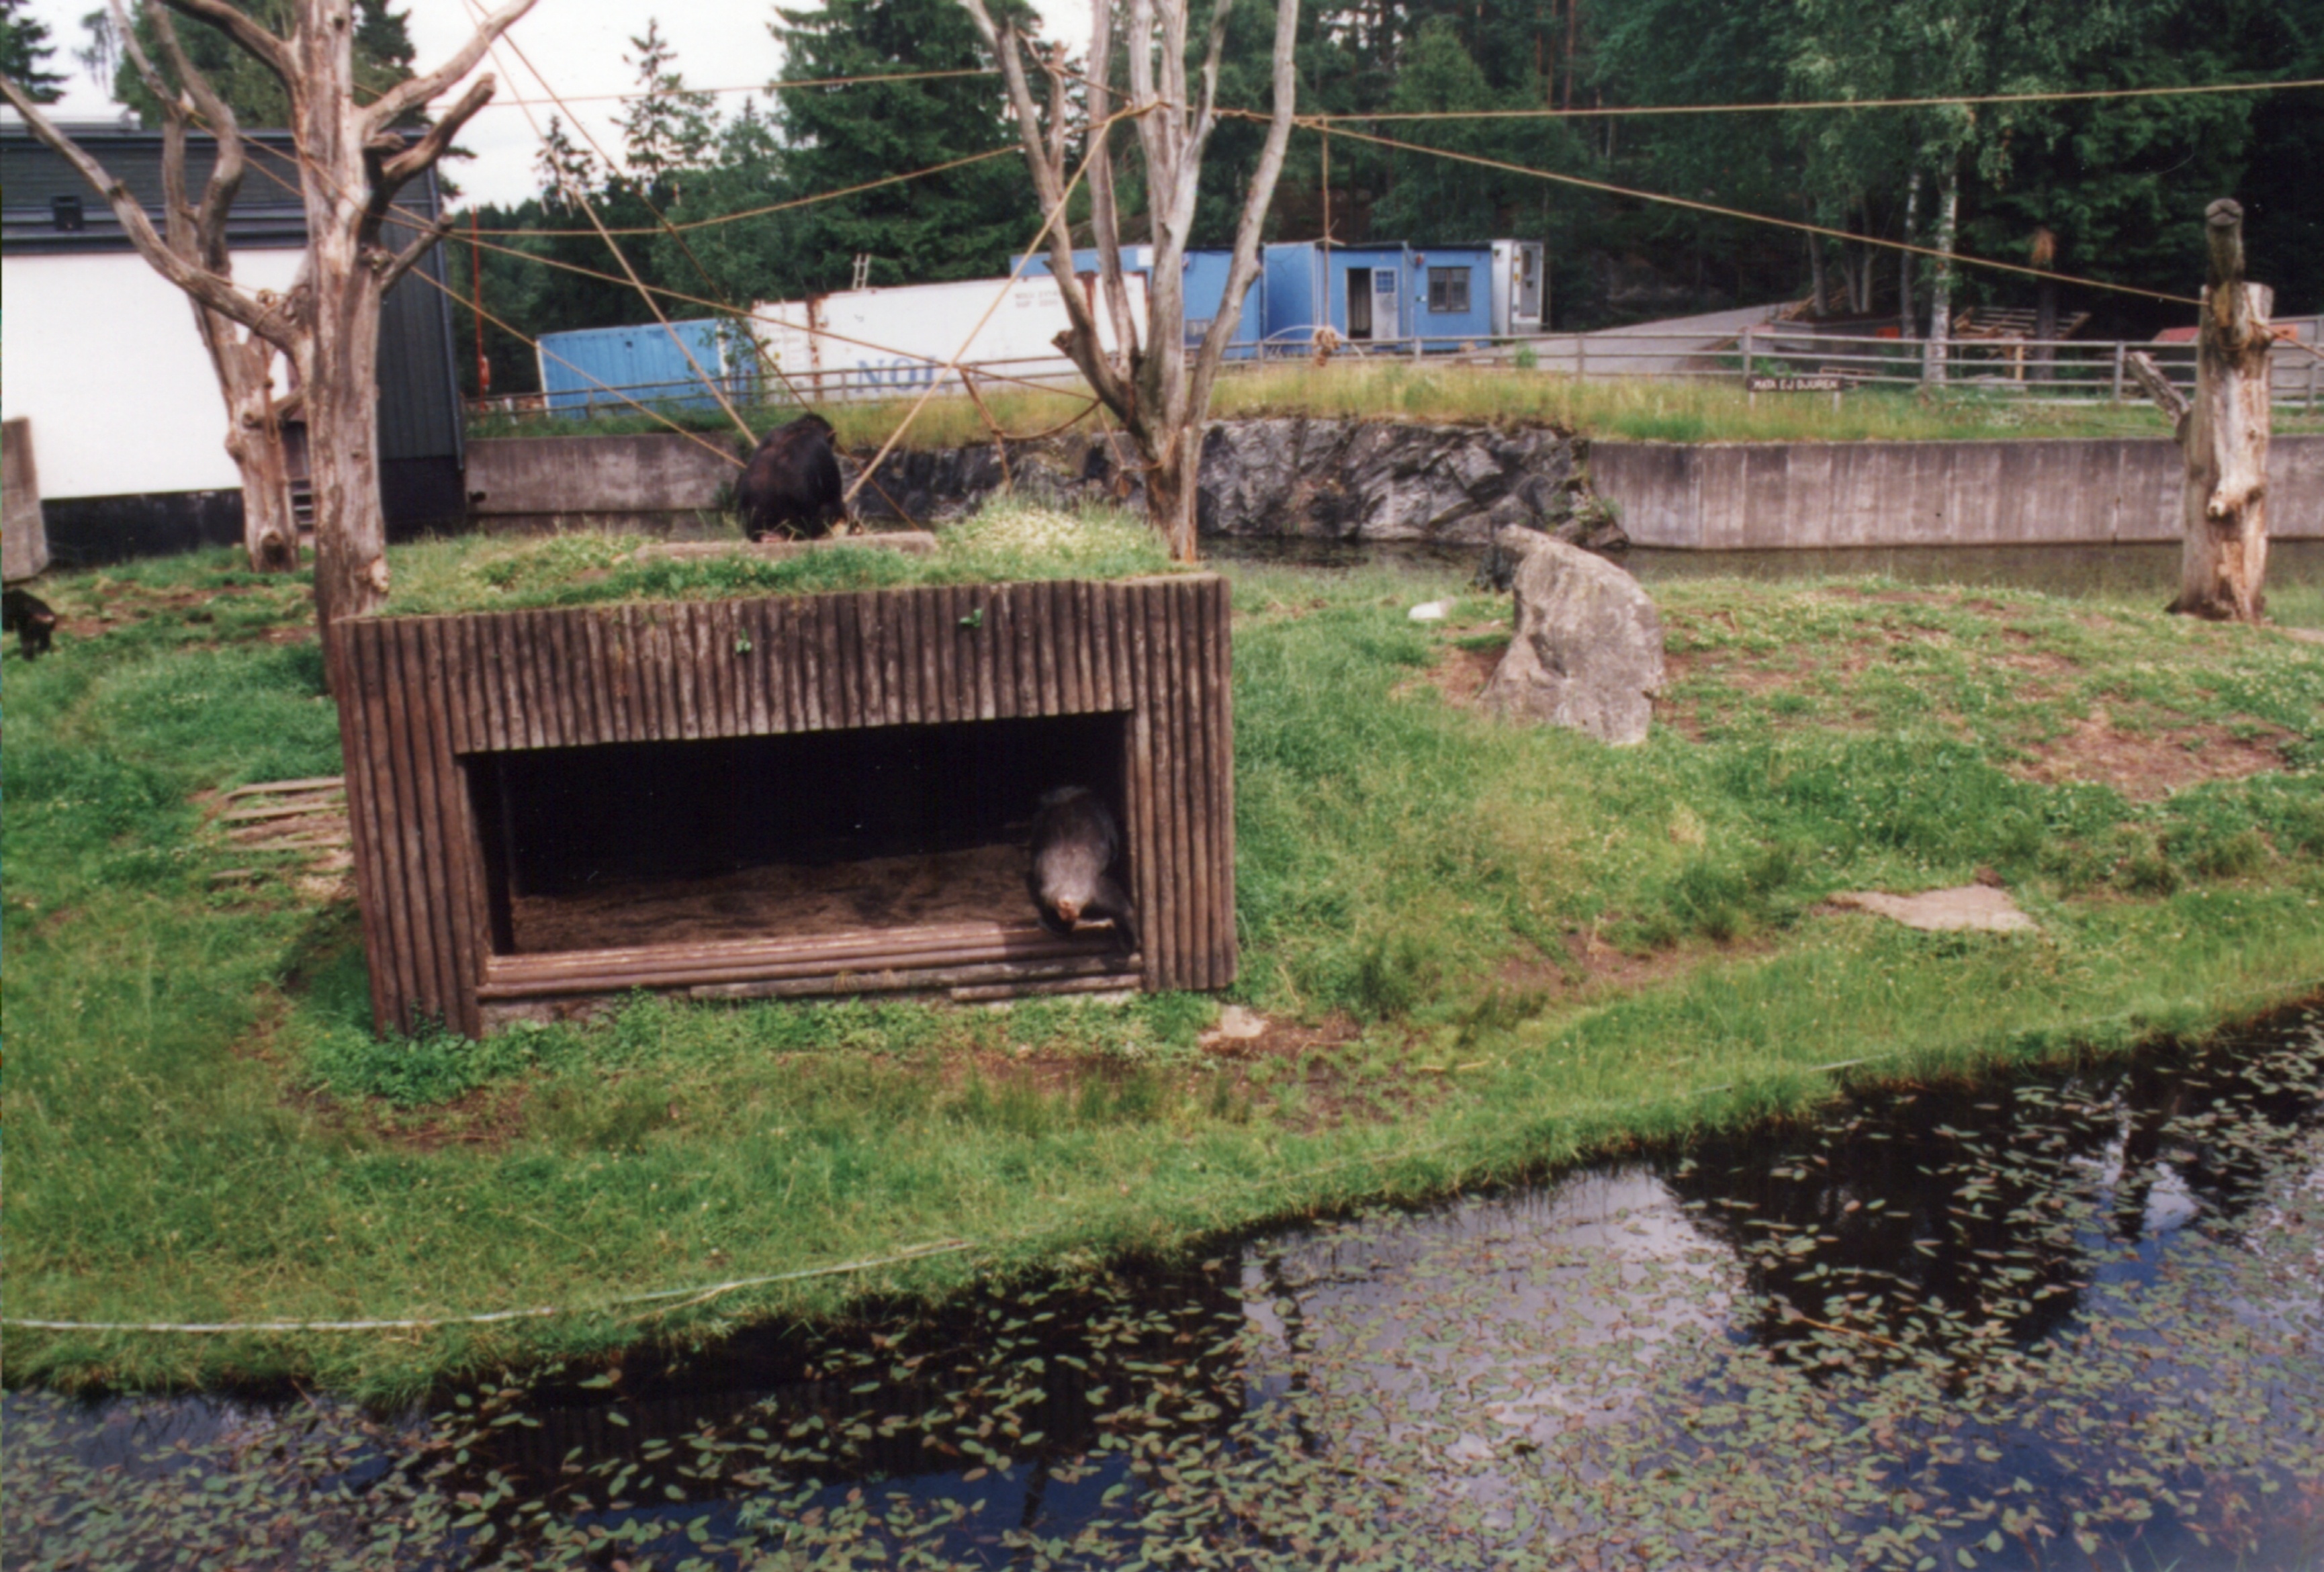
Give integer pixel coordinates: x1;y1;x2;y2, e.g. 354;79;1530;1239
109;2;196;250
956;0;1131;414
372;211;456;294
378;75;494;192
2125;349;2190;441
1083;0;1141;360
1190;0;1239;151
363;0;535;135
1187;0;1299;418
135;0;247;272
0;76;300;350
152;0;292;87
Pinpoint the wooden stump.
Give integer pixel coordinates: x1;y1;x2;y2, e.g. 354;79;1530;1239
2172;199;2274;623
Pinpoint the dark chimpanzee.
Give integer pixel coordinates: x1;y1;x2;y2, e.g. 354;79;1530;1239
1028;786;1136;946
3;587;58;660
736;413;847;541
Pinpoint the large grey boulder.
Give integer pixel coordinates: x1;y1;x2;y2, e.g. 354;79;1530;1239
1196;417;1594;545
1482;526;1665;745
847;417;1623;549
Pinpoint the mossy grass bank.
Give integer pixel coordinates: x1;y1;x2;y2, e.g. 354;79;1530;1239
6;516;2323;1399
467;362;2324;450
380;500;1179;616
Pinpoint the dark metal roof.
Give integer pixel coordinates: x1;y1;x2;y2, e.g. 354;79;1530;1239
1;120;308;252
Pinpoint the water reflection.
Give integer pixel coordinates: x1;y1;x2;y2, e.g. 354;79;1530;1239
7;1007;2321;1569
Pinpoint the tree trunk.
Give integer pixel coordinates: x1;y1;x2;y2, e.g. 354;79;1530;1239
1144;424;1202;564
1898;171;1920;340
289;11;391;636
1924;165;1958;383
201;317;298;571
1805;212;1828;317
224;375;298;572
2172;199;2273;623
960;0;1298;567
2030;280;2058;383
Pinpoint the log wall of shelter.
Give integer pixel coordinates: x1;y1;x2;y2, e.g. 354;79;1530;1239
331;575;1235;1037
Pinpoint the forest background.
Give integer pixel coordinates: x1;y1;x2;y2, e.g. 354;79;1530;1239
4;0;2319;400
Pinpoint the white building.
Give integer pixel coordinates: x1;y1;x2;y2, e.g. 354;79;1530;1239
1;111;464;567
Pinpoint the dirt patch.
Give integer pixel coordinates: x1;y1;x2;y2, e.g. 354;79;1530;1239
2014;706;2290;800
365;1080;538;1154
1487;927;1763;1009
1997;647;2079;680
1406;635;1507;708
508;843;1099;954
58;580;294;642
1198;1009;1361;1066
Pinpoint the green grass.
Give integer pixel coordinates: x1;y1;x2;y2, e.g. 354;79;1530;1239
5;532;2323;1399
466;363;2324;451
381;498;1177;614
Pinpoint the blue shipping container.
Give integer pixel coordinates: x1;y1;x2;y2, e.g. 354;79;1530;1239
536;319;754;416
1013;247;1266;358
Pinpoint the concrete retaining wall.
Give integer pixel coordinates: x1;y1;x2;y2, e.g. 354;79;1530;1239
465;433;735;518
1593;436;2324;549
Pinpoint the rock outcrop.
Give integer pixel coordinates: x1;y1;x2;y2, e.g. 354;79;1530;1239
854;417;1621;549
1481;525;1665;746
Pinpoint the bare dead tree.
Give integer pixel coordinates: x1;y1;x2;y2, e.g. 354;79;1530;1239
2171;198;2274;623
958;0;1301;562
102;0;300;573
3;0;533;641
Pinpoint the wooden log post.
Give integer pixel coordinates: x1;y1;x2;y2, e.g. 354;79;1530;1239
2171;198;2274;623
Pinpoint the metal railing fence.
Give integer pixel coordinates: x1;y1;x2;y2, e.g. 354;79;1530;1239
467;319;2324;422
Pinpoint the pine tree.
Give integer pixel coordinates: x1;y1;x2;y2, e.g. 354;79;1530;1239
106;0;414;127
0;0;69;100
769;0;1036;294
615;19;716;205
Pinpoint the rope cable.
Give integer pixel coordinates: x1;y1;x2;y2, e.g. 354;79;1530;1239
1299;74;2324;123
1296;119;2204;307
453;1;831;436
460;0;756;446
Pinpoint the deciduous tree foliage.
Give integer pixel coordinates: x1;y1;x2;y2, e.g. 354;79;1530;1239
447;0;2319;400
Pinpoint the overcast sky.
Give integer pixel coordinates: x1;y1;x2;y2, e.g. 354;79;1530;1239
15;0;1085;207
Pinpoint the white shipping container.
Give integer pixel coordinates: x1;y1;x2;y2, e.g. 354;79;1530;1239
750;273;1150;402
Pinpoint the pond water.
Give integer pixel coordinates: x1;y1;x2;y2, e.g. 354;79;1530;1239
8;1005;2321;1570
1213;535;2324;604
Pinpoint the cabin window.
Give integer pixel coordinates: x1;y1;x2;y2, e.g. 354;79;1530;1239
50;195;83;232
1427;266;1471;315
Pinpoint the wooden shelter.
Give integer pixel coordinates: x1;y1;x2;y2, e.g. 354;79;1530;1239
331;575;1235;1036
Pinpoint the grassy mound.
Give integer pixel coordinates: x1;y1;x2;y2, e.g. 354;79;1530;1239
5;522;2322;1397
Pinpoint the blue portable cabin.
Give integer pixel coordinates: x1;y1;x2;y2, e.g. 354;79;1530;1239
1408;245;1496;343
1259;242;1327;351
1260;238;1547;348
536;318;755;416
1012;246;1266;359
1258;242;1417;348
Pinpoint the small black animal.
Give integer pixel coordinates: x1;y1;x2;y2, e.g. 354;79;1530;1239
1028;786;1136;945
736;413;846;541
3;587;57;660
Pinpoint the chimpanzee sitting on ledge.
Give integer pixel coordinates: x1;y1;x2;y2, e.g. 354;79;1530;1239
736;414;846;541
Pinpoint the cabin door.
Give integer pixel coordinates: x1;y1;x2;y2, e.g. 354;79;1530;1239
1345;269;1374;339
